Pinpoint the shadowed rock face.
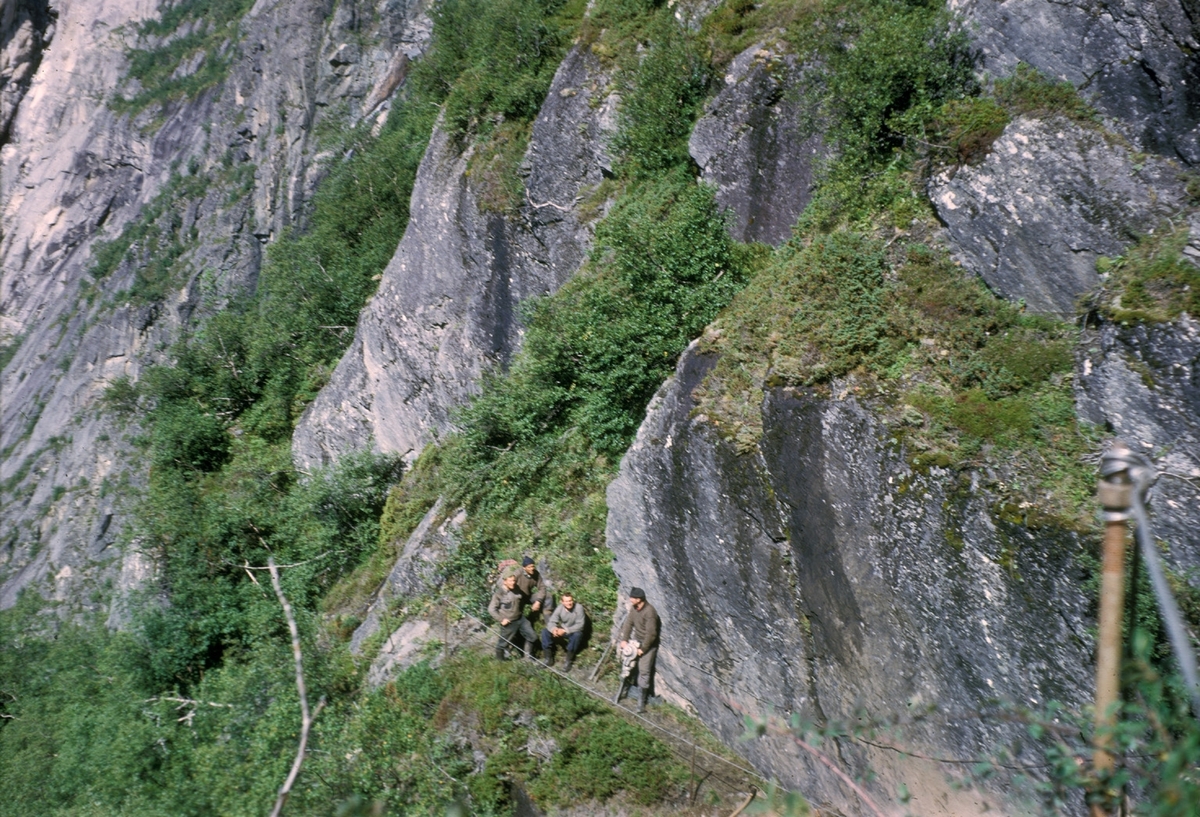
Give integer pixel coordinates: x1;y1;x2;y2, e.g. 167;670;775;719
953;0;1200;165
1077;311;1200;582
690;44;825;246
608;345;1095;815
930;116;1190;316
0;0;55;144
0;0;431;614
349;498;464;656
292;45;618;468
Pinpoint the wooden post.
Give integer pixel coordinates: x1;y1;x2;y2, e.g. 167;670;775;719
1092;518;1126;773
1092;442;1135;817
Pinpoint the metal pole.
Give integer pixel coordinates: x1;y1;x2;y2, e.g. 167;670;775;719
591;611;631;683
1092;442;1136;815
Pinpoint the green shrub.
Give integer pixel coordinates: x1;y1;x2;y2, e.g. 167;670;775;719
611;17;710;179
931;96;1010;166
417;0;584;140
463;171;751;456
698;238;1094;523
1099;226;1200;323
530;714;686;804
993;62;1097;124
115;0;254;116
814;1;976;167
150;401;230;472
783;0;977;230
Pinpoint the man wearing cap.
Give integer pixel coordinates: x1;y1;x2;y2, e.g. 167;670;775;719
489;572;536;660
516;556;548;617
618;587;660;713
540;592;586;671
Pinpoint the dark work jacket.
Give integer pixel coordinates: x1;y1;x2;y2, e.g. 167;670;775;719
619;601;659;651
515;568;547;608
489;587;525;623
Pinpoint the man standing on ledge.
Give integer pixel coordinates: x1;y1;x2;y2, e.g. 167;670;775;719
489;572;535;660
618;587;660;713
516;556;548;619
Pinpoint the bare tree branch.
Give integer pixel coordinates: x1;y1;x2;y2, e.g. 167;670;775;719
268;557;326;817
144;696;233;707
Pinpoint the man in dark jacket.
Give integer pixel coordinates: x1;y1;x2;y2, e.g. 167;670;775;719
489;572;535;660
540;592;586;670
618;586;660;713
516;556;548;617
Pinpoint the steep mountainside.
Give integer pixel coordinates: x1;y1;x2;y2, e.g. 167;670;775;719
1;0;431;612
1;0;1198;814
292;43;618;467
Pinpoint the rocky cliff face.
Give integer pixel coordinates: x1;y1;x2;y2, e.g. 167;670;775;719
0;0;55;145
689;43;823;246
930;116;1192;316
0;0;431;611
1077;313;1200;576
953;0;1200;165
602;6;1200;816
292;44;618;467
608;346;1095;814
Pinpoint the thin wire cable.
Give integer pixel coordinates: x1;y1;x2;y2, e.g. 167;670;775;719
1130;473;1200;723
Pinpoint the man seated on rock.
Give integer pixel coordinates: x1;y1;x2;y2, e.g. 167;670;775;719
540;592;586;670
618;586;660;713
489;571;535;660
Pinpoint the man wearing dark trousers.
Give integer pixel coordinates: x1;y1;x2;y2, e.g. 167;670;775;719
540;593;586;670
489;572;535;660
618;586;659;713
516;556;547;618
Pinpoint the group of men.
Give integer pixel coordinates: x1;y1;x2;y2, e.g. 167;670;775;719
487;556;660;713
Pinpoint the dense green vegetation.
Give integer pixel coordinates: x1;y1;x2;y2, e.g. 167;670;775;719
115;0;255;116
0;600;690;815
1098;225;1200;324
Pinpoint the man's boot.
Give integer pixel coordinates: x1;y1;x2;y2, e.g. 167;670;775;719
523;641;533;660
543;646;555;667
495;647;507;661
636;686;647;714
615;678;630;704
562;652;574;672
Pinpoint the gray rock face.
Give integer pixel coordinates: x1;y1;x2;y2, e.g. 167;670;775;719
930;115;1190;316
953;0;1200;165
1077;312;1200;581
0;0;54;143
690;44;824;246
1;0;431;612
608;344;1094;815
293;45;616;468
349;498;463;655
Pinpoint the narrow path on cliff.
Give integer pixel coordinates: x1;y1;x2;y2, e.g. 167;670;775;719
436;597;788;816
